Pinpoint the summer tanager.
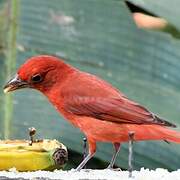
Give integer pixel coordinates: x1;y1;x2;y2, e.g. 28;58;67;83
4;55;180;170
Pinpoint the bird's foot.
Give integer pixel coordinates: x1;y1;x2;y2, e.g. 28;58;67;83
106;165;121;171
72;168;90;172
82;169;91;172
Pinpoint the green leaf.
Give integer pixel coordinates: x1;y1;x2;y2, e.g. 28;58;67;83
1;0;180;170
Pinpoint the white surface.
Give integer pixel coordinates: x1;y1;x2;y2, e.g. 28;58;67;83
0;168;180;180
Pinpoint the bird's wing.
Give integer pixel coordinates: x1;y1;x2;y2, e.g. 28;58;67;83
64;96;175;127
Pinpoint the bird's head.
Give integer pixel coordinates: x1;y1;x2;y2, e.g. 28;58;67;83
3;55;73;93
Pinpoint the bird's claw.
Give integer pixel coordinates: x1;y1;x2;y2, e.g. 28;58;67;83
106;166;121;171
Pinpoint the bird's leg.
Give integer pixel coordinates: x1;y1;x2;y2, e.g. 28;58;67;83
76;152;95;171
82;137;88;169
128;131;135;178
107;142;121;169
76;138;96;171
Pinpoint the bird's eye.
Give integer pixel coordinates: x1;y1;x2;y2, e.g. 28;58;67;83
31;74;43;83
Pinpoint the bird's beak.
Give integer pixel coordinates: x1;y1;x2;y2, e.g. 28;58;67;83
3;74;29;93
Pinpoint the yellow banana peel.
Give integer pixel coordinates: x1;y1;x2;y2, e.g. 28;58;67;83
0;139;68;171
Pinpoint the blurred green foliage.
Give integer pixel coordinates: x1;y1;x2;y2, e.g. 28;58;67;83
0;0;180;170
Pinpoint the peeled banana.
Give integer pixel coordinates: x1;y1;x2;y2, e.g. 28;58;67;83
0;139;68;171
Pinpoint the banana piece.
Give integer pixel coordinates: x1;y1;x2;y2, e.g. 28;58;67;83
0;139;68;171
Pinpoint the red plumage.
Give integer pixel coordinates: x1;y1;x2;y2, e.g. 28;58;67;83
4;55;180;169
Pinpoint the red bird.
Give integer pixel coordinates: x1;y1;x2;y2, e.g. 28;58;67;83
4;55;180;170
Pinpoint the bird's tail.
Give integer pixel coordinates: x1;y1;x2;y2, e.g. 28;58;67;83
162;127;180;143
132;125;180;143
150;125;180;143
